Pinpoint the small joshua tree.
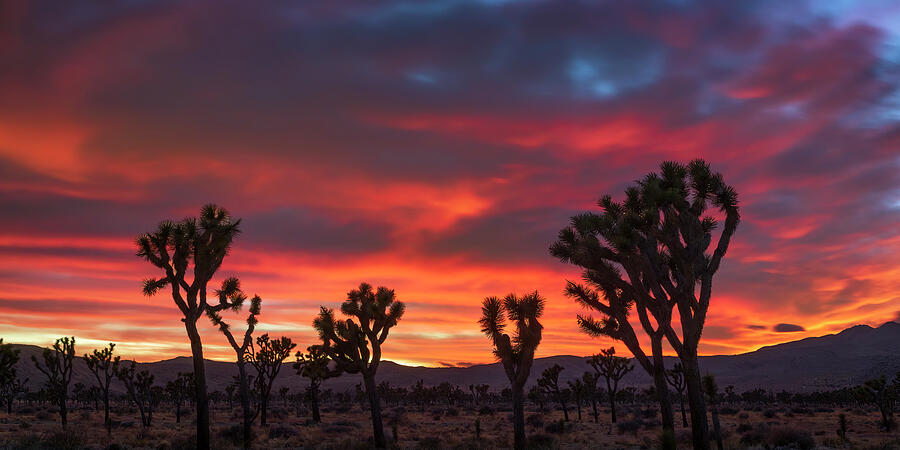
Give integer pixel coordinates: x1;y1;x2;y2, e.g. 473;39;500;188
588;347;633;428
84;343;120;434
0;339;25;414
666;363;688;428
249;334;296;426
32;336;75;430
136;204;241;450
702;374;723;450
166;372;195;424
859;374;898;431
294;345;341;423
313;282;405;449
538;364;570;421
479;291;544;450
568;377;585;421
582;371;600;423
206;277;261;446
116;361;155;427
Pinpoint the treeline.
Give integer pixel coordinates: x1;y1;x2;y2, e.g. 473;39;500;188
1;160;898;450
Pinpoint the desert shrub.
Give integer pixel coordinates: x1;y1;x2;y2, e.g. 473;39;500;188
543;419;572;434
640;408;657;419
738;412;749;420
525;433;556;449
525;414;544;428
739;424;769;446
445;407;459;417
770;426;815;450
220;424;255;444
478;406;494;416
616;419;643;435
419;436;443;448
322;419;361;434
40;431;86;450
763;409;777;418
34;410;52;420
791;406;811;415
332;404;351;414
736;423;752;433
719;406;739;415
268;424;297;439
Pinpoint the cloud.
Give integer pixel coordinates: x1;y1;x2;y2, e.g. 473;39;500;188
773;323;806;333
746;325;767;330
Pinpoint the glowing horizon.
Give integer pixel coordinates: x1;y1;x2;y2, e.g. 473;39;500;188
1;1;900;367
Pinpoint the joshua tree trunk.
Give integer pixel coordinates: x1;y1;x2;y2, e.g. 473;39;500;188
311;384;321;423
561;398;569;421
237;362;252;448
512;384;525;450
710;403;723;450
682;350;710;450
186;320;211;450
607;381;617;424
59;397;68;430
260;392;269;426
104;390;111;434
576;401;582;421
591;397;598;423
651;338;675;443
364;373;386;449
680;396;688;427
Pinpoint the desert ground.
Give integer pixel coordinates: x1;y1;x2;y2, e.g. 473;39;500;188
1;402;899;449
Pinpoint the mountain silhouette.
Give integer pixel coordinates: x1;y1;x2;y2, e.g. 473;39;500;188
12;321;899;395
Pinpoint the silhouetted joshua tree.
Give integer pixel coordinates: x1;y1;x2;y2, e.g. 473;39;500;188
249;334;295;426
206;277;260;447
568;377;585;421
479;291;544;450
859;374;898;431
588;347;633;429
294;345;341;423
666;362;688;428
0;339;25;414
32;336;75;430
84;343;120;434
166;372;195;424
116;361;155;427
702;374;724;450
582;371;600;423
538;364;570;421
552;160;739;449
136;204;240;450
313;282;405;449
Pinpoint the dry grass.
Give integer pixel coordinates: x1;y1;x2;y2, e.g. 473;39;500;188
0;403;899;449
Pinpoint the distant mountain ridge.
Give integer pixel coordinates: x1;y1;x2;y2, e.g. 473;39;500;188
10;321;900;395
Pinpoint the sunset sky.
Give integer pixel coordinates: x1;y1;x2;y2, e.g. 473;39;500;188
1;1;899;367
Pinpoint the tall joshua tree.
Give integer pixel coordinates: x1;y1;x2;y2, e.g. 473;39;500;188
568;377;585;421
136;204;241;449
249;334;295;426
84;343;120;434
666;363;688;428
588;348;633;427
313;282;405;449
294;345;341;423
32;337;75;430
207;277;261;447
537;363;569;421
479;291;544;450
552;159;739;449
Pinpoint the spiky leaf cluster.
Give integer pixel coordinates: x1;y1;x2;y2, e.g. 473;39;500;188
313;282;405;375
479;291;544;387
136;204;241;320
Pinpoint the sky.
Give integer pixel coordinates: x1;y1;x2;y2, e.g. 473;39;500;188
1;0;899;367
